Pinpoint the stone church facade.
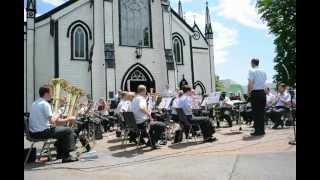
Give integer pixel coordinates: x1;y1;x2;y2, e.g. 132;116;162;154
24;0;216;111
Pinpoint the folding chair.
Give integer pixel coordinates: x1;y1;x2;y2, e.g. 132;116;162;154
175;108;200;142
24;114;56;166
121;112;152;151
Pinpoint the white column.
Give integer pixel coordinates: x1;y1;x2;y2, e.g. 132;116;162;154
208;38;216;92
26;16;35;112
92;0;106;101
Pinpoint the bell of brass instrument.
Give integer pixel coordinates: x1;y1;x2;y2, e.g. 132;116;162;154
65;86;86;127
48;78;69;114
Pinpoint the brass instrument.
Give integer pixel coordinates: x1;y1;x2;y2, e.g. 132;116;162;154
48;78;86;127
48;78;69;114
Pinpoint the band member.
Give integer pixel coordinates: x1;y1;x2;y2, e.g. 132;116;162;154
247;58;267;136
266;83;291;129
170;90;184;123
117;91;129;113
266;87;276;108
218;92;233;127
240;94;253;125
128;85;166;149
178;85;216;142
96;97;109;115
28;85;78;163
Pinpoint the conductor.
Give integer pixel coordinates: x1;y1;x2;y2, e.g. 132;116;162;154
247;58;267;136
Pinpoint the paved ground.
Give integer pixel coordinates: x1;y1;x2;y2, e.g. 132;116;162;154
24;124;296;180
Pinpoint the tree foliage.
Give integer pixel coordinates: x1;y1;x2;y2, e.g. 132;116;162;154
256;0;296;87
215;75;225;92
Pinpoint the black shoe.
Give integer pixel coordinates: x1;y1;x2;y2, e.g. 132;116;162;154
250;132;265;136
203;137;217;143
62;156;79;163
272;125;279;129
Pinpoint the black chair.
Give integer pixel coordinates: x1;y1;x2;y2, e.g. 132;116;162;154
121;112;152;150
24;114;56;166
175;108;200;142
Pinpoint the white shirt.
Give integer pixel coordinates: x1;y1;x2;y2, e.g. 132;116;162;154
177;94;193;115
117;99;130;112
29;98;53;133
128;95;148;124
248;67;267;90
275;91;291;107
266;93;276;107
171;97;180;115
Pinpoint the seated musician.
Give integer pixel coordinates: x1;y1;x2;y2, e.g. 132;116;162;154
128;85;166;149
240;94;253;125
170;90;184;143
117;91;128;113
177;85;216;142
219;92;234;127
28;85;78;163
266;83;291;129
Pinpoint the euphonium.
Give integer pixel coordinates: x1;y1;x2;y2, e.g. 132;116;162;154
65;86;86;127
48;78;69;114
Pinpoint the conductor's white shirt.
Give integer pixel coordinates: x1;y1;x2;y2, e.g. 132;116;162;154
248;67;267;90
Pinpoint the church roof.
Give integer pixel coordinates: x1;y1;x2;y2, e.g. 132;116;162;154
35;0;78;22
30;0;197;37
192;23;208;45
171;9;194;33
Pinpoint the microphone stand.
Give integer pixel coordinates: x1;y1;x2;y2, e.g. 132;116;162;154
288;88;296;145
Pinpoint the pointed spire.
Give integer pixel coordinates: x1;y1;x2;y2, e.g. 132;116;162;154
205;1;213;39
26;0;36;12
178;0;183;19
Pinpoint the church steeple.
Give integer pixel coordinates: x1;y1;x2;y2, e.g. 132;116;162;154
26;0;36;14
205;1;213;39
178;0;183;19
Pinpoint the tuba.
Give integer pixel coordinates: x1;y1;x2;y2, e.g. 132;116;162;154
64;86;86;127
48;78;86;127
48;78;69;114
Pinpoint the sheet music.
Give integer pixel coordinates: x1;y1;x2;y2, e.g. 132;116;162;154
158;97;173;110
206;92;221;104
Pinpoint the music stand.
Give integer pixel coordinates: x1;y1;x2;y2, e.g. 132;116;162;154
288;88;296;145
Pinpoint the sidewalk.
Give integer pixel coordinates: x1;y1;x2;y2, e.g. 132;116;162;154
24;125;296;180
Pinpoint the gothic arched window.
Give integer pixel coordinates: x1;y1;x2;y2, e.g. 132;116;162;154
71;26;87;60
119;0;152;47
173;37;183;65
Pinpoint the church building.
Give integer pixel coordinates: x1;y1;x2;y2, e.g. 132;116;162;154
24;0;216;112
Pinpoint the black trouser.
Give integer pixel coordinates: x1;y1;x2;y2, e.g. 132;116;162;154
219;107;233;127
266;106;289;127
30;126;76;159
240;109;253;124
184;115;214;140
251;90;266;133
129;121;166;146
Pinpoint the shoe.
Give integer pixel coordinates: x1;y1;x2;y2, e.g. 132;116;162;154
62;156;79;163
272;125;279;129
203;137;217;143
250;132;265;136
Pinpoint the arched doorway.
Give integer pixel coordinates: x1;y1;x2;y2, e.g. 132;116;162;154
193;81;206;95
121;63;155;93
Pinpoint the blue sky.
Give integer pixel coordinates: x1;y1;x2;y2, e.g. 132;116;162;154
25;0;276;86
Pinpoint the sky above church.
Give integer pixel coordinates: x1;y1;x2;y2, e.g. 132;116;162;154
24;0;276;86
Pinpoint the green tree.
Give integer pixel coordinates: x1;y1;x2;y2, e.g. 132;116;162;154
215;75;224;92
256;0;296;87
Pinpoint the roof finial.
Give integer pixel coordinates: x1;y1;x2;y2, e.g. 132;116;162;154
178;0;184;19
205;0;213;39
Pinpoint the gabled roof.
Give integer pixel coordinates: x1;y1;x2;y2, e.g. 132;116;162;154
192;23;208;45
171;9;194;33
35;0;79;22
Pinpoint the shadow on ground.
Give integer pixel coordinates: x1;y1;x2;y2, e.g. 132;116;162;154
111;146;155;158
168;141;201;149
